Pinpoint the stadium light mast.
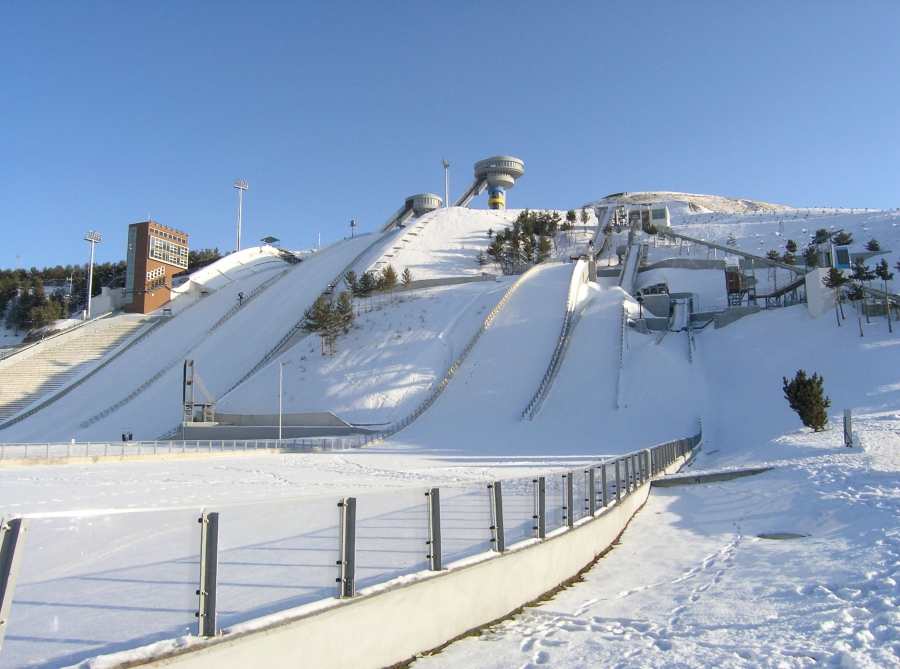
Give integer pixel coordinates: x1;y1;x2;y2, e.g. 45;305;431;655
84;230;102;319
234;179;248;252
350;219;356;238
441;158;450;208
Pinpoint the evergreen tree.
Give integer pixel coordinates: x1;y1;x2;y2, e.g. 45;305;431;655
785;239;798;253
537;235;552;263
812;228;830;245
302;296;331;355
580;207;590;229
782;252;796;265
766;250;781;262
851;258;877;326
726;234;737;248
822;267;848;326
875;259;894;332
802;245;818;268
380;264;398;303
358;271;376;311
832;231;853;246
336;292;355;335
475;250;487;268
401;267;414;298
783;370;831;432
865;238;881;252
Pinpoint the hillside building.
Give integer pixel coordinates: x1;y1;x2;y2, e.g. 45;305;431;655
124;221;189;314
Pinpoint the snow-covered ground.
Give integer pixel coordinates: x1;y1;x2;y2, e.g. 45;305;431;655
218;280;511;425
1;197;900;668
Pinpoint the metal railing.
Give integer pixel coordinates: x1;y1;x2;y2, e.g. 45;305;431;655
80;264;298;429
361;262;560;445
0;429;700;667
0;438;360;462
523;259;589;420
215;233;385;404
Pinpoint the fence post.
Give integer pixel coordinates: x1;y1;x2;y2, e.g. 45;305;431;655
488;482;505;553
426;489;442;571
600;464;608;508
196;511;218;637
337;498;356;598
615;459;622;501
533;477;546;539
0;517;28;651
564;472;574;528
586;467;596;516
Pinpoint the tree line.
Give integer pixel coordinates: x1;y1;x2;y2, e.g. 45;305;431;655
1;248;223;335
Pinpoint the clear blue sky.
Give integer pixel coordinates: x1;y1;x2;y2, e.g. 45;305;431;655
2;1;899;268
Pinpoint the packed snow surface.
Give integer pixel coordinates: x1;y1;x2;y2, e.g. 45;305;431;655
1;199;900;668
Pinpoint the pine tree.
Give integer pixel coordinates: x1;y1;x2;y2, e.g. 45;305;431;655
783;370;831;432
358;271;376;311
302;296;332;355
802;245;818;269
822;267;848;327
580;207;590;229
381;264;398;303
537;234;552;263
766;250;782;262
336;291;355;334
785;239;798;253
851;258;876;325
875;258;894;332
865;238;881;252
401;268;414;298
832;231;853;246
726;234;737;248
812;229;830;245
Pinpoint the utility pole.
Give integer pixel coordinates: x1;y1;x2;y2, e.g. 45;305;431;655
234;179;248;252
83;231;102;319
442;158;449;208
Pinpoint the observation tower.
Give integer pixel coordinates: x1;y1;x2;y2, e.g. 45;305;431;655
454;156;525;209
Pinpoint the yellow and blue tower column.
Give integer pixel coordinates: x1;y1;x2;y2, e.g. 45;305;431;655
487;186;506;210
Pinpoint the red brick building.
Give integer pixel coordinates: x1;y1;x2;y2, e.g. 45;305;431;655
124;221;189;314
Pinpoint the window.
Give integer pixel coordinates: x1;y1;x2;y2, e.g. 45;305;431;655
652;208;666;220
149;236;189;269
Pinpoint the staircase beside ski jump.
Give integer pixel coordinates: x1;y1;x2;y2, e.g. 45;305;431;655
0;316;155;422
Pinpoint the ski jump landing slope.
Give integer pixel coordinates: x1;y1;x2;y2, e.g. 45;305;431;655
1;234;389;443
391;263;573;454
392;273;699;457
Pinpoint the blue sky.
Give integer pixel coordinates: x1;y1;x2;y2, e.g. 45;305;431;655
2;1;899;268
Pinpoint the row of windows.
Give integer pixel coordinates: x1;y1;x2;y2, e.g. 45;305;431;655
147;266;165;281
149;237;189;269
150;227;187;245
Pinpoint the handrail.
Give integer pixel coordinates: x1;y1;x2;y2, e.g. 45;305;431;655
358;262;561;446
80;262;299;428
523;259;588;420
0;310;117;364
212;232;387;409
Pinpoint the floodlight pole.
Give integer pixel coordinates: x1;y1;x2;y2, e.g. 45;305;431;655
83;231;102;319
350;219;356;238
279;361;284;441
234;180;249;252
442;158;450;208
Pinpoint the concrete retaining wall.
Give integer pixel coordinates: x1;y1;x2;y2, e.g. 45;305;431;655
114;456;688;669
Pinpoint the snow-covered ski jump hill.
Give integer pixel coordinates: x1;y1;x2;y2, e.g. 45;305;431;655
2;192;900;669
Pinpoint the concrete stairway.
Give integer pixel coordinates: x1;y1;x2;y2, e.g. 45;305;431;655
0;317;152;421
